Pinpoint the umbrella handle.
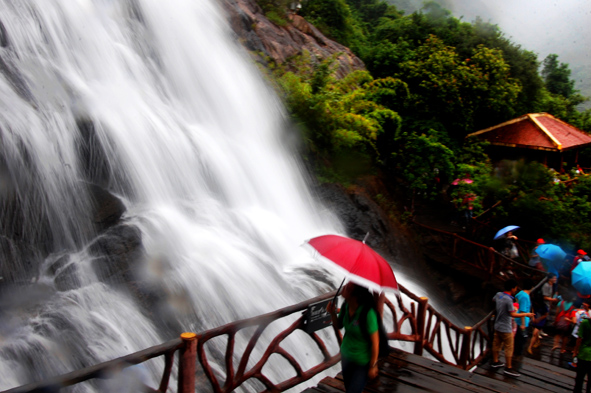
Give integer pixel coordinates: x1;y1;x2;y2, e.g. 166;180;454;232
333;278;346;306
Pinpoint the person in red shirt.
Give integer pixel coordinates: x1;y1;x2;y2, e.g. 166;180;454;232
573;249;590;272
529;238;545;270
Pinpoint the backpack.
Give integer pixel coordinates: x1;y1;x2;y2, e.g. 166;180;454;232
555;301;575;329
339;302;390;358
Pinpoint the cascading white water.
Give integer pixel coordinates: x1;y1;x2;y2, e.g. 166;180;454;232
0;0;346;390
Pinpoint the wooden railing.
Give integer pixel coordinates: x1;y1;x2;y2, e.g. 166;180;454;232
2;338;182;393
2;291;341;393
3;276;546;393
192;293;341;393
412;220;546;281
396;277;547;371
390;283;492;371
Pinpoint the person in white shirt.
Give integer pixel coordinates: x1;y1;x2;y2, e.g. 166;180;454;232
573;300;591;339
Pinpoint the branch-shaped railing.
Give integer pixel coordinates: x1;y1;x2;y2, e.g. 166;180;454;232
401;276;547;371
3;276;546;393
2;292;341;393
2;338;182;393
384;283;490;370
420;299;491;370
193;292;341;393
412;220;546;281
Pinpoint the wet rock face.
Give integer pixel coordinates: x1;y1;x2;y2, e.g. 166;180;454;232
0;181;124;287
87;224;183;333
49;254;80;292
77;119;114;188
46;224;144;293
0;236;41;285
0;115;125;283
89;224;145;285
220;0;365;77
314;182;414;263
87;183;125;232
0;20;8;47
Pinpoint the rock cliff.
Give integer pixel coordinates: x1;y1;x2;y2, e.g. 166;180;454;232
220;0;365;76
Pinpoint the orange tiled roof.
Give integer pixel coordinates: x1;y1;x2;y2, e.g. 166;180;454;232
467;113;591;151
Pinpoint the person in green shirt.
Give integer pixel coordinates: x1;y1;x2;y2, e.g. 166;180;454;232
328;282;379;393
573;316;591;392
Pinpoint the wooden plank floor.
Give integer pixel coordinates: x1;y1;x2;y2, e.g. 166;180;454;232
523;330;576;369
302;345;577;393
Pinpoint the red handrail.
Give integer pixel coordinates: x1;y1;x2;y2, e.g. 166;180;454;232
3;276;545;392
412;220;546;281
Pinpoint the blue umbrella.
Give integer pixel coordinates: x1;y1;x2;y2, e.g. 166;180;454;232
494;225;520;240
537;243;566;272
572;262;591;295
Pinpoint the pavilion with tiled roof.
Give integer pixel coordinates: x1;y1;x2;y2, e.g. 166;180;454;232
467;113;591;170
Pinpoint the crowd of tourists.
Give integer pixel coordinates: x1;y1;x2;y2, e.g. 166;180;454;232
491;272;591;392
320;228;591;392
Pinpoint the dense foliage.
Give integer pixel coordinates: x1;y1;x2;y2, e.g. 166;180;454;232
262;0;591;251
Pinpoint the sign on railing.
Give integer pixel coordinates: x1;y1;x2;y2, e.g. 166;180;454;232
302;298;332;333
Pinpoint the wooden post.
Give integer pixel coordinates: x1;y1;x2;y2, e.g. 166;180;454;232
178;332;197;393
459;327;472;370
488;248;495;279
414;297;428;356
560;153;564;173
487;314;495;352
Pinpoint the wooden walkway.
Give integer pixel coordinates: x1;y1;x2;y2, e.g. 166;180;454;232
303;344;577;393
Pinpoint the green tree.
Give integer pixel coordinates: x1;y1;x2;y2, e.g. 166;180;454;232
390;129;455;207
364;39;413;79
538;54;589;128
542;54;577;98
299;0;365;48
399;36;521;138
538;88;586;125
453;18;544;115
276;54;403;160
272;0;591;250
345;0;391;26
366;11;544;117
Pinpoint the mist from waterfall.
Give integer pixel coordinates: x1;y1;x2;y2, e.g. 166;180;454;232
0;0;345;389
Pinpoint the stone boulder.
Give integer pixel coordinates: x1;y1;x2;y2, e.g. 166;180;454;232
47;254;82;292
88;224;145;285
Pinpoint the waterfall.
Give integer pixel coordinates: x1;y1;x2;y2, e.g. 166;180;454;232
0;0;343;390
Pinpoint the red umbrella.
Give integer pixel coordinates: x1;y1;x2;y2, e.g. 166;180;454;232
303;234;398;294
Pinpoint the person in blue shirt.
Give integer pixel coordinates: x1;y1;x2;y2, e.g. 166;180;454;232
514;279;533;357
491;279;534;377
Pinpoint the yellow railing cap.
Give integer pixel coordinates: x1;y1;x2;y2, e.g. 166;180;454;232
181;332;198;340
